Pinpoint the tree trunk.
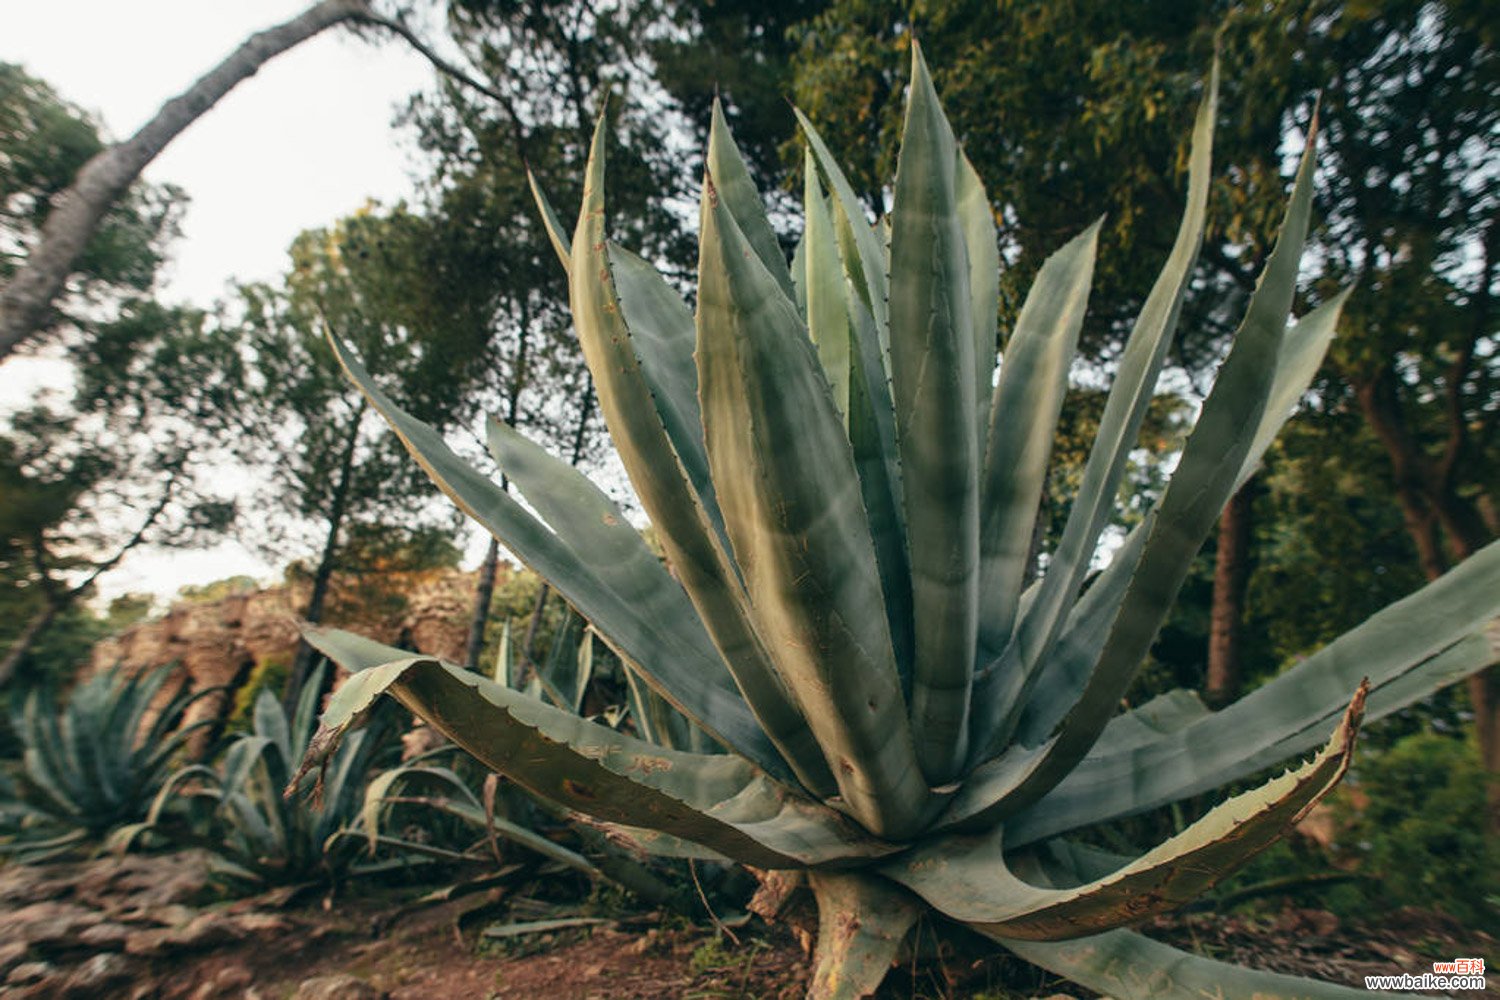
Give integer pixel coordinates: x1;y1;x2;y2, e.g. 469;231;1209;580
0;604;60;688
463;537;502;670
1353;368;1500;829
1206;480;1254;708
462;295;538;669
0;0;373;360
283;403;363;712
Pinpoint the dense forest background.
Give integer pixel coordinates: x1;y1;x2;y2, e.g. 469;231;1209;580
1;0;1495;927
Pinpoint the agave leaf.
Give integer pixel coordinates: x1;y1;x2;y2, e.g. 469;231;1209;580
297;629;901;869
698;169;929;839
606;243;721;530
990;839;1409;998
887;684;1363;939
707;100;796;302
362;764;480;851
796;109;889;344
955;150;999;450
1010;290;1348;748
570;114;834;797
802;147;915;682
254;688;292;766
793;227;812;316
889;42;981;783
803;132;914;682
482;417;707;672
1241;289;1350;486
977;222;1100;659
971;63;1219;760
326;338;793;783
484;414;829;787
526;170;572;272
1006;545;1500;845
22;691;78;816
990;105;1323;814
802;153;853;421
493;618;513;688
291;662;329;761
1008;516;1154;751
534;607;585;711
996;928;1397;999
847;289;916;687
806;872;922;1000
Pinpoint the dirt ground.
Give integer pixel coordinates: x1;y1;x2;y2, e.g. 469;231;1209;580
0;851;1494;999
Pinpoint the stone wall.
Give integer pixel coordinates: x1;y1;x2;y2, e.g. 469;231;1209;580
86;567;492;736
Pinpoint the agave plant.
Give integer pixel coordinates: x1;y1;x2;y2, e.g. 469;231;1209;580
0;666;211;862
135;664;402;885
295;48;1500;999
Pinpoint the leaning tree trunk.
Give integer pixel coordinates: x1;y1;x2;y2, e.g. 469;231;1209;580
0;0;374;359
0;0;514;362
1206;479;1254;707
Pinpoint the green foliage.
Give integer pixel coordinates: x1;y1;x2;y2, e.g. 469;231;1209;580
222;656;289;739
1344;731;1499;928
176;576;258;604
291;45;1500;1000
0;667;207;861
1;298;245;680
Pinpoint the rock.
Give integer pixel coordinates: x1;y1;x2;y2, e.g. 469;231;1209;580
185;962;254;1000
292;973;386;999
89;852;212;910
125;912;241;957
0;940;29;975
6;961;53;986
86;568;483;741
60;952;133;995
0;900;102;951
78;921;134;949
230;911;293;937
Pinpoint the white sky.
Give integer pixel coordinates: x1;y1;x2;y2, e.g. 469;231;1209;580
3;1;446;606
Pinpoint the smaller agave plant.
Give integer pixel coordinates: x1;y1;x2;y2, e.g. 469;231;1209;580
128;664;402;885
1;666;210;862
294;46;1500;1000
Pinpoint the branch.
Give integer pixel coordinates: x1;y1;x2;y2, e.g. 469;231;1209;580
358;11;533;164
63;473;179;603
0;0;373;362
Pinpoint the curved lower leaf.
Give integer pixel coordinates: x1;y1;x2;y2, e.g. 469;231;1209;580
885;684;1364;939
296;629;900;870
1007;547;1500;845
995;928;1407;999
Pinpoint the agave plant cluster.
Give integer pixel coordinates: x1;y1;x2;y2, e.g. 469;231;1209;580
0;667;211;862
297;48;1500;999
126;665;404;885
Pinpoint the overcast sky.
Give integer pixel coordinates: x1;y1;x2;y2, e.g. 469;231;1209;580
4;2;446;604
